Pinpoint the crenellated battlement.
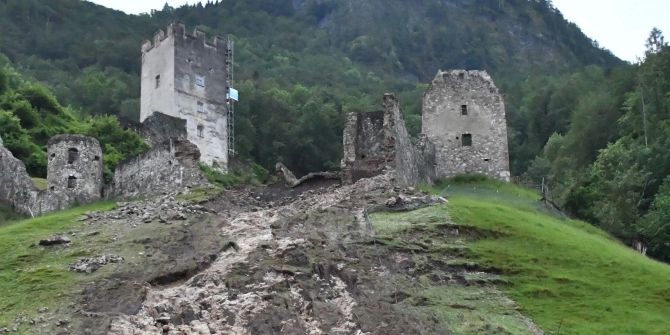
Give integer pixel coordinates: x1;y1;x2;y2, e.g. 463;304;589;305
141;21;228;54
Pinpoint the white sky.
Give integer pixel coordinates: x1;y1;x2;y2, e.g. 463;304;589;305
88;0;669;62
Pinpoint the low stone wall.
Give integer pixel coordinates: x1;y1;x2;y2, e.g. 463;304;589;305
107;139;207;199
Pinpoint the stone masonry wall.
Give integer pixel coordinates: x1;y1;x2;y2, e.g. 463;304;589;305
47;135;104;205
341;109;390;184
0;143;42;216
140;22;229;171
0;134;103;217
342;94;432;186
422;70;510;181
140;112;188;147
107;139;207;199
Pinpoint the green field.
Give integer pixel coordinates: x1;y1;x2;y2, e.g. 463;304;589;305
0;202;115;328
429;178;670;334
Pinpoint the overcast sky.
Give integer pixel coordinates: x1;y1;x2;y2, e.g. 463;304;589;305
88;0;669;62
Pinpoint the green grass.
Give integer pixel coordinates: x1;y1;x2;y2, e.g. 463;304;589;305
431;178;670;334
200;162;268;188
0;201;115;328
31;177;47;191
370;205;540;334
0;203;24;225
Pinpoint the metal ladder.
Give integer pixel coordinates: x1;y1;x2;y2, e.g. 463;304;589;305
225;36;235;157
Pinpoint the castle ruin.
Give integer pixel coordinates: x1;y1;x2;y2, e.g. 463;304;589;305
422;70;510;181
0;135;103;217
343;70;510;186
341;94;435;186
140;22;233;171
47;135;104;204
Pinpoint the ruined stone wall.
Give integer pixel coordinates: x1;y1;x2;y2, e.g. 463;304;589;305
47;135;104;205
107;139;207;199
0;143;42;216
0;134;103;217
342;94;432;186
422;70;510;181
341;110;390;184
140;112;188;147
140;22;229;171
382;94;422;186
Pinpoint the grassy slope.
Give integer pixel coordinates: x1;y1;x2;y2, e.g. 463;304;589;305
0;202;115;328
433;179;670;334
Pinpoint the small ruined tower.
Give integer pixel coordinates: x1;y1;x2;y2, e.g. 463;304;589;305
46;135;103;204
140;22;233;171
422;70;510;181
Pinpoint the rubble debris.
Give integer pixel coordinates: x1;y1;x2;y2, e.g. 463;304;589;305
383;193;447;212
70;255;124;273
83;194;208;227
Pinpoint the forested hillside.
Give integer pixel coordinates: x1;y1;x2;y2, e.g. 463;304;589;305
0;0;620;175
527;31;670;262
5;1;670;261
0;58;146;180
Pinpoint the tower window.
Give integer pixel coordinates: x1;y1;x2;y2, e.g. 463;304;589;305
67;176;77;189
461;105;468;115
197;101;204;113
68;148;79;164
462;134;472;147
155;75;161;88
195;75;205;87
197;125;204;138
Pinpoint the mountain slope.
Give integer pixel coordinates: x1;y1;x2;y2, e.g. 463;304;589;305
0;0;624;174
2;176;669;334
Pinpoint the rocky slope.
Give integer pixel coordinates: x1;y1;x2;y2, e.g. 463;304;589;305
22;173;542;335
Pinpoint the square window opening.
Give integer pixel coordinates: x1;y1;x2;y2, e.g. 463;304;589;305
461;105;468;115
197;101;204;113
462;134;472;147
197;125;204;138
67;176;77;189
68;148;79;164
155;75;161;88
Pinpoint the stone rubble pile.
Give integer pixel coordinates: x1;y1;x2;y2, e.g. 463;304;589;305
383;190;448;212
108;174;395;334
69;255;124;273
82;194;209;227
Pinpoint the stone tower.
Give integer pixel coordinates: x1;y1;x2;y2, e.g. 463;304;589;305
422;70;510;181
47;135;103;204
140;22;230;170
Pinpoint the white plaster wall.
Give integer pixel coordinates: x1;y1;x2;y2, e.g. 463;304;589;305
140;25;229;171
175;92;228;169
140;35;176;122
